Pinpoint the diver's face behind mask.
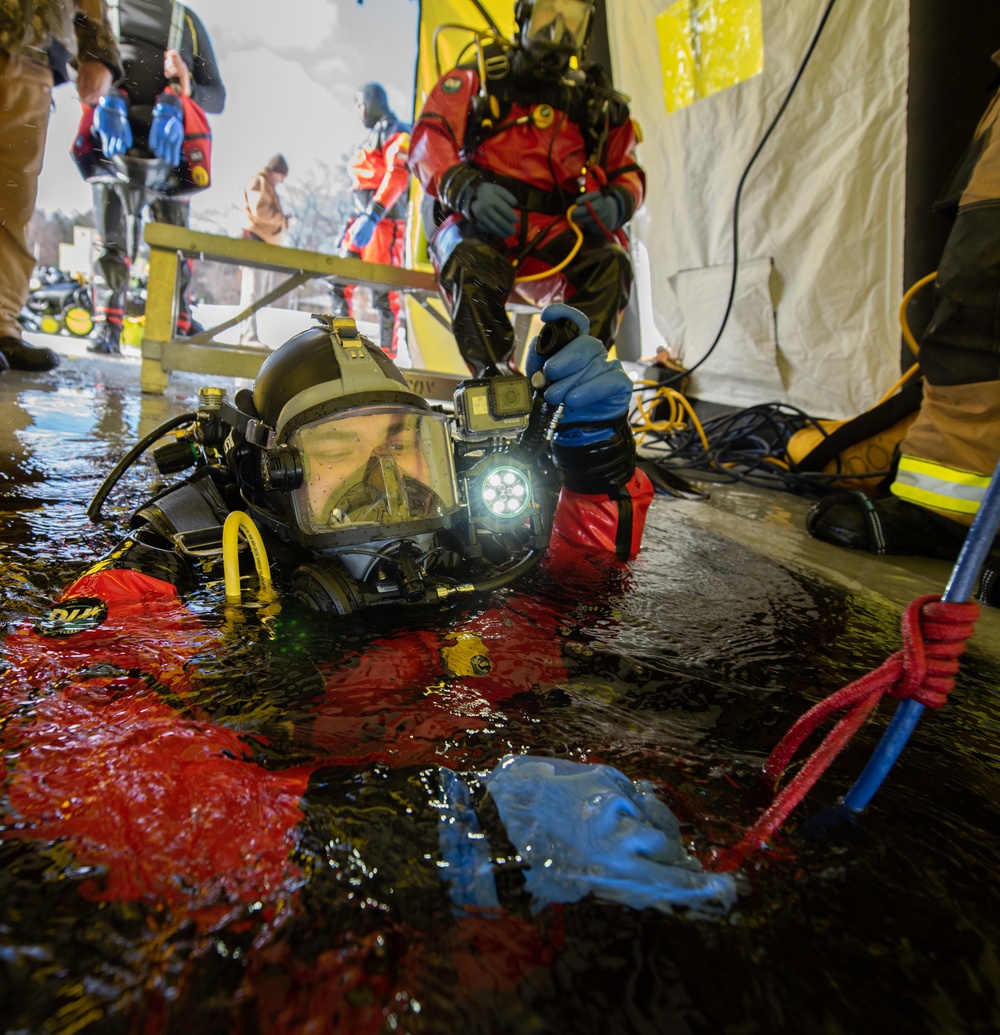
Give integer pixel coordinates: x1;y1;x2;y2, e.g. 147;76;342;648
287;405;460;546
522;0;593;59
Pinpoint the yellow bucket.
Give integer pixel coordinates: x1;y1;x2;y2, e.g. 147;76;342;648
122;316;145;347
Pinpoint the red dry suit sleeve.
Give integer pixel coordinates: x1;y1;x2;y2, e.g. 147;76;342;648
549;467;654;560
603;118;646;217
409;68;479;199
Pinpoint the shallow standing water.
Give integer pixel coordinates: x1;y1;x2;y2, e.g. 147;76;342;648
2;346;1000;1034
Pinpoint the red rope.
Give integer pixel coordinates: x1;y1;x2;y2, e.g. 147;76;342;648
711;595;979;872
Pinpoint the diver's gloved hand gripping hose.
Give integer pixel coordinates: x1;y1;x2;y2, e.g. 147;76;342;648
525;303;636;495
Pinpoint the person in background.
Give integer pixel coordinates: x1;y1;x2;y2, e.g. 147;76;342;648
330;82;411;361
237;152;290;344
807;53;1000;608
0;0;120;373
409;0;644;377
83;0;225;355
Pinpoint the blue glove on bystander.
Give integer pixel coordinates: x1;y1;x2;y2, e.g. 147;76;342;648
93;93;132;157
569;189;625;233
148;94;185;168
526;303;633;445
349;211;381;249
469;182;519;238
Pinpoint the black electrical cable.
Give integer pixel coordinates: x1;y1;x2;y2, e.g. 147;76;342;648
87;412;198;522
632;398;894;497
661;0;840;388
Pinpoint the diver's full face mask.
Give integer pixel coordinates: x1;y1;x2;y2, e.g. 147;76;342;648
522;0;593;58
286;405;460;549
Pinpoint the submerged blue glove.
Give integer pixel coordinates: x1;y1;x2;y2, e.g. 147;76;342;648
469;181;519;238
148;94;184;168
526;303;633;445
569;189;625;233
93;93;132;157
436;757;737;916
349;211;381;249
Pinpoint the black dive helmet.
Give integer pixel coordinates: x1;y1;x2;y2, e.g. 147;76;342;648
514;0;596;69
356;82;390;129
224;316;552;614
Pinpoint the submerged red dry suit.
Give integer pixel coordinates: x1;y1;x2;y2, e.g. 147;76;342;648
0;463;653;1030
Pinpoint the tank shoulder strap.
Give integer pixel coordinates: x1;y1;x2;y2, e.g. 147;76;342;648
132;470;232;554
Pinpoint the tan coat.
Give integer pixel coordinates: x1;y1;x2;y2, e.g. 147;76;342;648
242;170;289;246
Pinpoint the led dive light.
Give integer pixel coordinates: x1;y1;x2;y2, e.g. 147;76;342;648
481;465;531;518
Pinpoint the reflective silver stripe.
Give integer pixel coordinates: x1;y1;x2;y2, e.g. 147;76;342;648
893;455;989;515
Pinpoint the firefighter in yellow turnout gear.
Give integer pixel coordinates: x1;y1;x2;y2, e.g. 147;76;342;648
808;50;1000;606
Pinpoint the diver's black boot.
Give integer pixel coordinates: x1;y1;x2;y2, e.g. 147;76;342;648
176;312;204;338
977;548;1000;608
87;321;121;355
806;491;968;560
0;334;59;371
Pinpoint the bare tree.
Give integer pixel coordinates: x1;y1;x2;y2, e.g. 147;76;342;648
284;159;354;254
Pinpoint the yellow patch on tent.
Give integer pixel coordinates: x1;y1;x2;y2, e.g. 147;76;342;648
657;0;764;115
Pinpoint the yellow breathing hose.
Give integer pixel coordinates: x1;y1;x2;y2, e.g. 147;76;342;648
513;207;585;283
222;511;275;606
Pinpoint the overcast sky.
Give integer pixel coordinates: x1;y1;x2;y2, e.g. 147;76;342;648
36;0;421;232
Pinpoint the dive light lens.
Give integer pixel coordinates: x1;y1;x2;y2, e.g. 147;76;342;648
481;466;530;517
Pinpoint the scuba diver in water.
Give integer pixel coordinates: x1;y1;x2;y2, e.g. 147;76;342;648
81;301;650;608
0;305;735;1030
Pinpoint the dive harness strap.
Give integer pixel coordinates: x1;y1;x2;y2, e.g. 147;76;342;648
552;418;637;561
133;471;231;555
439;163;574;219
220;398;272;447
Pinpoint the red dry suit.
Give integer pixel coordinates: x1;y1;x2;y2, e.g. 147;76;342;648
335;111;411;360
0;471;653;1032
409;51;645;375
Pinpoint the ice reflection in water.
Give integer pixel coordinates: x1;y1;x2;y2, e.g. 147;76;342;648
1;374;999;1034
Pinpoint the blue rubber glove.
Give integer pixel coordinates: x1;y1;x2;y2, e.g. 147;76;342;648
569;189;625;232
148;94;184;168
349;211;381;249
436;757;738;916
469;181;519;238
93;93;132;157
526;302;633;444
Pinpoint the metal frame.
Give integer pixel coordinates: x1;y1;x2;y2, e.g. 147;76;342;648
140;222;447;394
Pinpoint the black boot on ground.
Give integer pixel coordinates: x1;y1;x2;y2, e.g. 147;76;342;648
0;335;59;371
806;491;968;560
88;322;121;355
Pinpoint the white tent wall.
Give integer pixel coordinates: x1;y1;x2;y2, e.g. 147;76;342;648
609;0;908;420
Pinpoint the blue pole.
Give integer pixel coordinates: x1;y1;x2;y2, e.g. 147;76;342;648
842;458;1000;812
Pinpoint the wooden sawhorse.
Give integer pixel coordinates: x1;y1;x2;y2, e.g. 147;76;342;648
140;222;465;401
